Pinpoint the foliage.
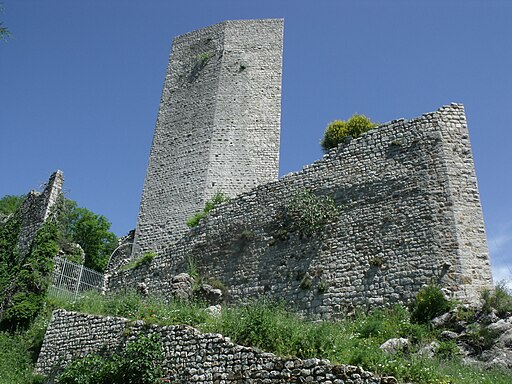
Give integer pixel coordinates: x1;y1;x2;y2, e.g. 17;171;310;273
320;114;377;152
55;199;117;272
121;251;157;271
4;291;512;384
0;195;24;216
58;333;163;384
0;306;52;384
0;3;11;42
410;283;453;324
481;282;512;317
0;212;21;293
186;192;230;228
285;189;339;238
0;220;59;330
0;332;44;384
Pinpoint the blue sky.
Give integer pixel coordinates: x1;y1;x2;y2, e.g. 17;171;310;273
1;0;511;286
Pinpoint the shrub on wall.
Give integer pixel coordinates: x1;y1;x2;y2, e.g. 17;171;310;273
320;114;377;152
285;189;339;238
186;192;230;228
58;333;163;384
0;219;59;330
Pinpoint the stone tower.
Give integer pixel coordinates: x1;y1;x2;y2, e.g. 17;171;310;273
134;19;284;254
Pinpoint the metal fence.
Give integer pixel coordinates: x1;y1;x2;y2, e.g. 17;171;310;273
48;256;104;301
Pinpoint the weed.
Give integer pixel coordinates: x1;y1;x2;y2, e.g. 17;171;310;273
481;282;512;317
318;278;329;294
410;283;453;324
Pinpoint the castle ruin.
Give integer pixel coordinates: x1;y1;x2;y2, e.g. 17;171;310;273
133;19;284;254
34;19;497;379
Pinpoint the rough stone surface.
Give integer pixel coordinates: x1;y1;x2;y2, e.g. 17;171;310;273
109;104;493;316
36;310;382;383
17;170;63;258
379;338;409;354
133;19;284;254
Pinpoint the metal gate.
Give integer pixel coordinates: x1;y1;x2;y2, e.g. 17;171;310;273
48;256;104;301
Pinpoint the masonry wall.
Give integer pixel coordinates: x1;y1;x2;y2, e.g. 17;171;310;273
17;170;63;258
133;19;283;254
110;105;493;317
36;309;381;383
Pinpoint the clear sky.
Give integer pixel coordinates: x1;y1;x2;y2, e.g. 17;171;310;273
1;0;511;286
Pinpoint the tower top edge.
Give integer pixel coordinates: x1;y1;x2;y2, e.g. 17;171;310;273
172;18;284;42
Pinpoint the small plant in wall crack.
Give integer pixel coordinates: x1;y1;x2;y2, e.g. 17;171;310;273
197;52;211;63
299;273;313;290
369;255;385;268
186;192;230;228
318;278;329;294
120;251;156;271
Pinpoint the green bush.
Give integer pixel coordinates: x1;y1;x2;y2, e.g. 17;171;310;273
0;195;24;216
58;333;163;384
286;189;339;237
320;114;377;152
0;220;58;330
56;199;117;272
410;283;453;324
481;282;512;317
121;251;157;271
186;192;229;228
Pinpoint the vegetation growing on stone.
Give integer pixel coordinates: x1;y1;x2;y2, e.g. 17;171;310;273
58;334;163;384
0;217;58;331
120;251;157;271
286;189;339;238
320;114;377;152
0;192;117;331
186;192;230;228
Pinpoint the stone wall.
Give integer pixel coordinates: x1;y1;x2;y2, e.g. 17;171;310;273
109;104;493;317
17;170;63;258
133;19;283;254
36;309;382;383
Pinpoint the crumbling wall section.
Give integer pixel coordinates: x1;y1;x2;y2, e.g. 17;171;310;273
17;170;63;258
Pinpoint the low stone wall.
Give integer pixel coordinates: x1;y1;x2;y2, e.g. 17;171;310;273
36;309;383;383
109;104;492;318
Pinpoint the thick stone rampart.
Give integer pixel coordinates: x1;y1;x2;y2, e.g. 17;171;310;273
133;19;283;254
36;309;381;383
109;104;492;317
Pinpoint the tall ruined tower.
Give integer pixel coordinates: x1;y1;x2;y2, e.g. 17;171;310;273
134;19;284;254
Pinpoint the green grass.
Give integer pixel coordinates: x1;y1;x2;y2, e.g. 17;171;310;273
2;290;512;384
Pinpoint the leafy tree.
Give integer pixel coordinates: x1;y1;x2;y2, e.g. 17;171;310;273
0;195;24;216
71;208;117;271
320;114;377;152
53;199;117;272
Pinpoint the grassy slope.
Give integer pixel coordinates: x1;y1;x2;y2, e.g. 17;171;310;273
2;291;508;384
